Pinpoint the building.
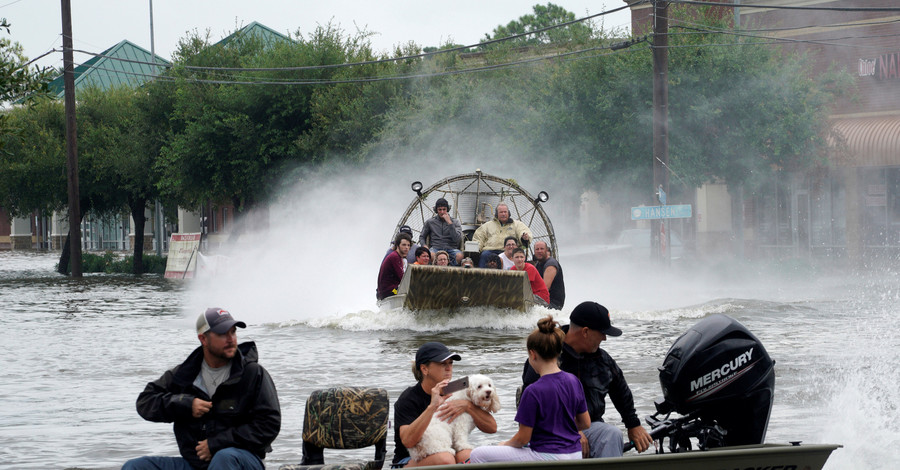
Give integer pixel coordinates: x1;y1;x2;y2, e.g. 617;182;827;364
624;0;900;265
2;22;291;253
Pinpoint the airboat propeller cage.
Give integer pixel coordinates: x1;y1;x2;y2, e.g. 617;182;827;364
395;171;557;257
658;314;775;447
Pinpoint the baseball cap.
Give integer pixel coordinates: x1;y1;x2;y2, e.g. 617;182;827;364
196;307;247;335
415;342;462;367
399;225;413;234
569;301;622;337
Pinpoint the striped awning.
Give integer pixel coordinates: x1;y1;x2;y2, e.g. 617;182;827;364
830;116;900;167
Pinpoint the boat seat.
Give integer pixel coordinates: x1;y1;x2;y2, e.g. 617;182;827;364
279;386;389;470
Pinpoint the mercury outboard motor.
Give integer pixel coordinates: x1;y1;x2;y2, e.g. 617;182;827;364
639;314;775;453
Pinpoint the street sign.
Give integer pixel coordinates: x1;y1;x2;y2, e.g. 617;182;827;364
631;204;692;220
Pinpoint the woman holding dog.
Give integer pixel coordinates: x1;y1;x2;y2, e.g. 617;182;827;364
392;342;497;467
469;316;590;463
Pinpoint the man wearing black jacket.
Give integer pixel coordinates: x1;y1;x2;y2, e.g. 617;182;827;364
523;302;652;458
123;308;281;470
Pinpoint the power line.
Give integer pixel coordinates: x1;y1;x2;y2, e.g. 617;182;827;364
76;38;649;87
668;1;900;13
56;2;642;76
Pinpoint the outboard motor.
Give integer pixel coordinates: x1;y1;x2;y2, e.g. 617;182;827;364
641;314;775;453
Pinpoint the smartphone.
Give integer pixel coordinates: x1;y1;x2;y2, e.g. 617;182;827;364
442;376;469;396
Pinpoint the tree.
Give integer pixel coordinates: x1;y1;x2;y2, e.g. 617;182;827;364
481;3;594;48
77;87;168;274
1;18;54;152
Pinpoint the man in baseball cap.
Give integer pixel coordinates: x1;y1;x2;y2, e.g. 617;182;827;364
522;301;652;459
392;341;496;467
196;307;247;335
124;308;280;470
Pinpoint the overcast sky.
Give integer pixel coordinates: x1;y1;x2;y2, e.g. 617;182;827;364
5;1;633;70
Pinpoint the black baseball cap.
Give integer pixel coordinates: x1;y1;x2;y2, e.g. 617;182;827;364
399;225;413;234
415;342;461;367
569;301;622;337
196;307;246;335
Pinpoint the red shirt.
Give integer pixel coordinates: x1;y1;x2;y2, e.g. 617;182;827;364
513;262;550;303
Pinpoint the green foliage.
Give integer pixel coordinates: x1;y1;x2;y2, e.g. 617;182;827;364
481;3;594;48
0;100;67;217
59;251;167;274
1;4;850;231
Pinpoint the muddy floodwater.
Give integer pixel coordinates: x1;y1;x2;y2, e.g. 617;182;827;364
0;250;896;469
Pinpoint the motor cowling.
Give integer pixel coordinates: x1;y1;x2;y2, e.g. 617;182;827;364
657;314;775;447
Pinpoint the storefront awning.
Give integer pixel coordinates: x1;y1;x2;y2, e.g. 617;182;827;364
830;116;900;167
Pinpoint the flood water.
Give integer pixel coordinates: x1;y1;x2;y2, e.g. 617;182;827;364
0;250;897;470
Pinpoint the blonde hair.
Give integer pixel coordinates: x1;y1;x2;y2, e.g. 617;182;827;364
527;315;565;360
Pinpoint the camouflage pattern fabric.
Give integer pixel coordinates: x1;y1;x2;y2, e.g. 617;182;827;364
280;387;389;470
398;265;531;311
301;387;389;449
280;463;374;470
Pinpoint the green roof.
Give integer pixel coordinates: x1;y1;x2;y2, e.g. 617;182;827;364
46;40;171;98
214;21;293;48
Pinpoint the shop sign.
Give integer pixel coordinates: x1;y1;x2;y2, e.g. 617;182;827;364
859;52;900;80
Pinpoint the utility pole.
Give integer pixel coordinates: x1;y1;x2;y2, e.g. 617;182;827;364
61;0;82;277
651;0;670;264
150;0;164;256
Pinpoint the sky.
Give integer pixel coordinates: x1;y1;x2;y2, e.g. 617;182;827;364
5;0;633;71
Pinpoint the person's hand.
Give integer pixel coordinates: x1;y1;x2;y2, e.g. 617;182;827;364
441;213;452;224
195;439;211;461
192;398;212;418
627;426;653;453
429;380;450;408
579;431;589;458
436;399;469;423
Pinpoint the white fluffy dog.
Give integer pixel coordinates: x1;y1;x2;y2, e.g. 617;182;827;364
409;374;501;462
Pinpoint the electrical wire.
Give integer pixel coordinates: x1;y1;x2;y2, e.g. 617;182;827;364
76;37;650;87
667;0;900;13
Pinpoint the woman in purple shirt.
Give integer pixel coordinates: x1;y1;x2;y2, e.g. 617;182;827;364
470;315;591;463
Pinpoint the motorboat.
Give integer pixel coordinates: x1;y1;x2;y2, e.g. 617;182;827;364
281;314;840;470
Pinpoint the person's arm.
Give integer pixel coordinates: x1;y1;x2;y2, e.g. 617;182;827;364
576;410;591;431
437;400;497;433
419;221;431;247
450;218;462;245
473;225;488;250
627;425;653;453
398;380;449;449
516;221;532;243
207;363;281;455
500;424;533;447
135;366;195;422
542;265;558;289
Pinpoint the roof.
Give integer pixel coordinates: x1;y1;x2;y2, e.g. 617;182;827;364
46;40;171;98
214;21;293;49
830;116;900;167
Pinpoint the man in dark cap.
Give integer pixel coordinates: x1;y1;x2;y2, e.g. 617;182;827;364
419;198;464;266
522;302;652;458
393;342;497;467
123;308;281;470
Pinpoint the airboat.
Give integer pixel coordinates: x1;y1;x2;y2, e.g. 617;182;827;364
377;170;556;312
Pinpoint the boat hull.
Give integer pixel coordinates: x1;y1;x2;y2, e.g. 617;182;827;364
378;264;533;311
426;443;841;470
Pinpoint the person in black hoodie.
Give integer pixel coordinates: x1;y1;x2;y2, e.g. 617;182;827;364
123;308;281;470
